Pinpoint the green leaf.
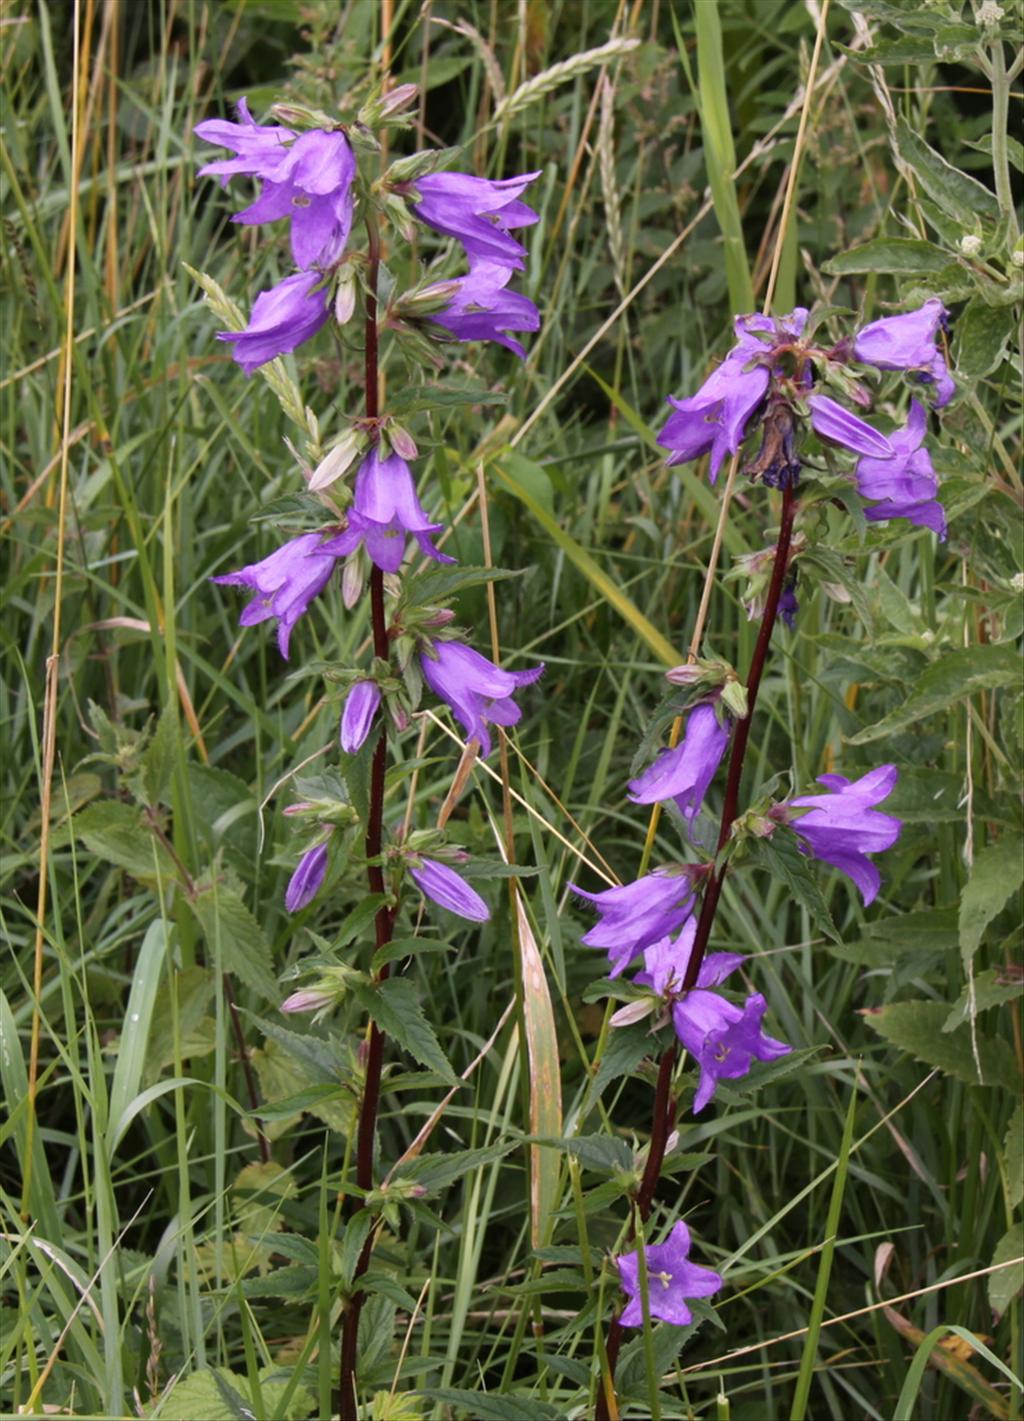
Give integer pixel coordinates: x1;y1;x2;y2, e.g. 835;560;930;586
404;564;523;606
74;800;179;882
353;978;460;1086
415;1388;559;1420
108;919;171;1151
537;1133;634;1175
138;703;178;809
863;1000;1017;1086
895;117;1000;227
747;832;840;944
187;764;258;869
849;644;1022;743
389;381;508;413
954;297;1016;381
152;1367;315;1421
589;1022;656;1104
392;1142;519;1196
188;881;278;1003
827;908;958;967
823;237;954;277
339;1210;374;1288
960;836;1024;966
1005;1103;1024;1209
335;894;389;949
989;1223;1024;1315
944;968;1024;1031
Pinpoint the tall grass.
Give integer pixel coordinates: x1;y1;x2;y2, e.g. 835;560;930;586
2;2;1021;1419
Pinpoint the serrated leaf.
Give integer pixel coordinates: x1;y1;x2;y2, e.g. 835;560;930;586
391;1142;519;1196
138;703;178;809
960;837;1024;966
617;1304;723;1393
339;1210;374;1288
989;1223;1024;1316
353;978;460;1086
405;564;522;606
1005;1104;1024;1209
390;382;509;414
954;297;1016;381
849;645;1022;743
748;832;840;944
824;237;954;277
152;1366;314;1421
240;1265;318;1299
74;800;179;882
864;1000;1017;1085
415;1388;559;1420
895;117;1000;226
537;1133;634;1175
944;969;1024;1031
187;763;258;869
589;1022;656;1103
188;883;278;1003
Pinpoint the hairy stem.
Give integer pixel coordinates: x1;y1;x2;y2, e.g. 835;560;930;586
990;40;1020;240
340;211;394;1421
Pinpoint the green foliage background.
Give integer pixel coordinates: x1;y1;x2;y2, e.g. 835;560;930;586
2;1;1021;1418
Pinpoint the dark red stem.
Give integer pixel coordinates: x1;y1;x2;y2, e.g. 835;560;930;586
340;213;395;1421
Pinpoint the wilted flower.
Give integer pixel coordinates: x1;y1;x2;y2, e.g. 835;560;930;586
783;763;901;905
196;99;357;269
340;680;381;753
807;394;894;458
285;841;329;912
323;449;455;573
219;271;330;375
616;1220;722;1328
410;169;541;269
569;867;700;978
431;261;540;357
854;400;947;538
211;531;342;657
420;640;543;757
409;857;489;922
627;704;730;822
853;299;954;407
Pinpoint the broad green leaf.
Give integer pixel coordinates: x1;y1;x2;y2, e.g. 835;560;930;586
537;1133;634;1175
188;881;278;1003
492;455;681;666
152;1366;314;1421
895;116;1000;226
989;1224;1024;1316
415;1388;559;1420
824;237;954;277
74;800;179;882
954;297;1016;381
589;1021;657;1105
960;836;1024;966
353;978;460;1086
849;644;1022;743
137;703;178;809
187;763;258;868
864;1000;1017;1085
748;832;840;944
827;907;957;966
1005;1103;1024;1209
339;1210;373;1288
145;966;216;1081
392;1142;519;1196
943;969;1023;1030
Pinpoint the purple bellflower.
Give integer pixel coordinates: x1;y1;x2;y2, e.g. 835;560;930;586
853;299;954;407
627;704;730;822
212;531;342;658
784;763;901;906
409;857;490;922
807;394;894;459
616;1221;722;1328
340;680;382;753
323;449;455;573
285;841;329;912
569;866;700;979
218;271;330;375
659;308;809;482
196;100;357;270
410;170;541;270
420;640;544;757
854;399;947;539
432;262;540;357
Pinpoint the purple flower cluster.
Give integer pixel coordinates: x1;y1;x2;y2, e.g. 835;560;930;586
658;300;953;538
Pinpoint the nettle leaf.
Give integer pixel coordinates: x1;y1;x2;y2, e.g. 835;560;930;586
187;763;258;869
617;1303;724;1393
152;1366;315;1421
823;237;954;277
895;116;1001;227
954;297;1016;381
589;1022;658;1103
537;1133;635;1175
74;801;180;883
391;1141;519;1196
416;1388;558;1421
747;832;840;944
405;564;522;606
943;969;1024;1031
959;836;1024;967
1005;1103;1024;1210
137;703;178;809
390;382;509;414
188;880;278;1003
827;907;958;967
849;644;1022;743
863;1000;1017;1086
989;1223;1024;1316
353;978;460;1086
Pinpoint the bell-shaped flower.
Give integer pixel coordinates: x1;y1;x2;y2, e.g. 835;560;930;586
284;841;329;912
627;704;730;822
569;866;699;978
211;531;342;657
431;262;540;357
420;640;543;757
409;857;489;922
635;920;746;1000
784;764;902;905
194;97;295;185
659;352;769;483
807;394;894;458
410;169;541;270
616;1220;722;1328
218;271;330;375
322;450;455;573
853;299;954;407
339;680;381;753
672;987;791;1113
853;400;947;538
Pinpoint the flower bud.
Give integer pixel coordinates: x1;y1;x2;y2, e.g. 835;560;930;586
720;679;749;721
342;551;366;609
609;997;658;1028
334;267;358;326
389;421;418;460
959;233;983;258
270;102;336;130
